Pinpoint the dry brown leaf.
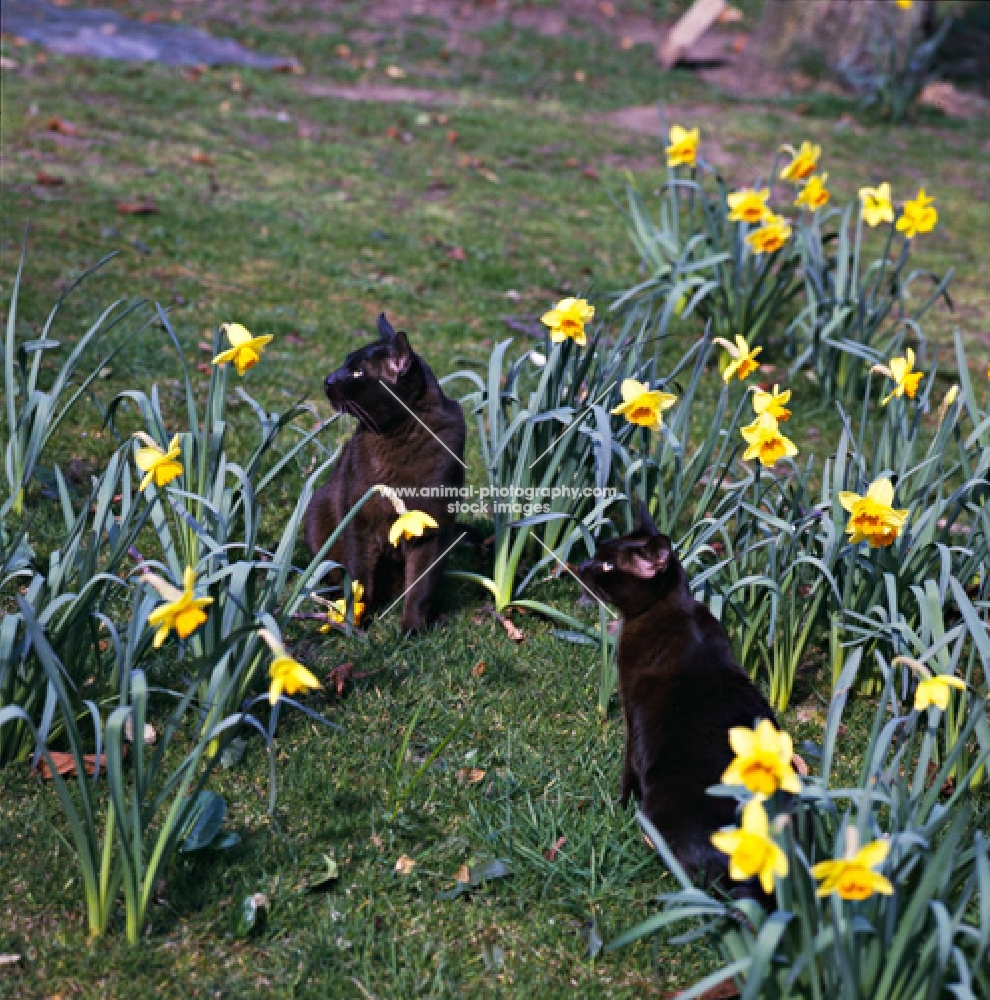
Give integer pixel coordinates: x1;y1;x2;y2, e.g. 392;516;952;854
456;767;486;786
499;616;524;642
35;752;106;780
394;854;416;875
191;151;216;166
46;116;79;136
116;200;158;215
454;864;471;883
471;660;486;678
327;661;354;697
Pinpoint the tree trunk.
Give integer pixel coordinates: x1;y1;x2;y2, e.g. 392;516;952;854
748;0;936;74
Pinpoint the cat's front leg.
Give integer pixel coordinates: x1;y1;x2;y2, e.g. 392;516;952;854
399;537;444;633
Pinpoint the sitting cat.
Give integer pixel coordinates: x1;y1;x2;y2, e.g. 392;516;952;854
577;506;778;901
304;313;466;633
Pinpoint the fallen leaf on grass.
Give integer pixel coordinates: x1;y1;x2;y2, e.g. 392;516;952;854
438;859;511;900
395;854;416;875
116;200;158;215
327;661;354;697
545;836;567;861
471;660;486;678
499;615;524;642
456;767;486;786
190;151;216;166
36;170;65;186
46;116;79;136
35;752;106;779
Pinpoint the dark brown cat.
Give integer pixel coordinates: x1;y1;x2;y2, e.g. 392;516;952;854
304;314;466;633
577;507;778;900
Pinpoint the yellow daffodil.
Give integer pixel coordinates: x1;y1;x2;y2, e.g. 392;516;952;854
812;832;893;901
937;384;959;425
321;581;367;630
611;378;677;432
389;510;439;547
727;188;771;224
795;173;830;211
752;384;792;422
860;183;894;227
666;124;700;168
914;673;966;712
144;566;213;647
211;322;274;376
741;412;799;467
540;297;595;347
746;215;792;254
133;432;183;492
780;142;821;183
873;347;924;405
711;798;788;895
268;654;320;705
722;718;803;797
716;335;763;383
838;477;909;548
896;188;937;239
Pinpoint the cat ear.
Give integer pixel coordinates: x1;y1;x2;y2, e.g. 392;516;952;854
634;500;659;536
624;535;671;579
378;312;397;341
383;330;412;381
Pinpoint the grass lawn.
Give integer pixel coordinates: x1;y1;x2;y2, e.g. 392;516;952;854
1;2;989;997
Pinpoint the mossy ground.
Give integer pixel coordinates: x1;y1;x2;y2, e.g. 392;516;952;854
1;2;988;997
